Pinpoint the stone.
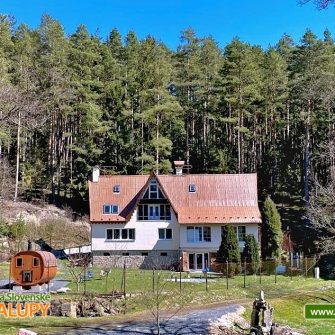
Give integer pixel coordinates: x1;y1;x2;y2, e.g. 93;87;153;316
61;302;77;318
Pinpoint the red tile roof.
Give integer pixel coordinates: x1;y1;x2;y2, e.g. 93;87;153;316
89;175;149;223
89;173;262;224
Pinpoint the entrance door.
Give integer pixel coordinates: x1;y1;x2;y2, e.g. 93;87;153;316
188;253;209;271
188;253;195;270
22;271;32;283
149;205;160;220
196;254;203;270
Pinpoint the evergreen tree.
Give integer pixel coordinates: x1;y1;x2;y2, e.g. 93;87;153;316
243;234;260;273
217;225;241;264
262;196;283;259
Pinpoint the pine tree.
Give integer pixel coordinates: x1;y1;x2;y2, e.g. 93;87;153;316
262;196;283;259
220;38;263;173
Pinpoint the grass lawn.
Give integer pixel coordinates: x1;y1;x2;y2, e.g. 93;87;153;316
245;289;335;335
0;262;9;280
0;266;334;335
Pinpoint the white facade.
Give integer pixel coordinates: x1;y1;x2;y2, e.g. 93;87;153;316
179;223;259;252
91;209;179;252
92;209;259;253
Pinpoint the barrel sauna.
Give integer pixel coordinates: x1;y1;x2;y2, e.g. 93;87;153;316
10;251;57;289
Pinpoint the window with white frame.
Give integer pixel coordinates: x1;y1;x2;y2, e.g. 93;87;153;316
106;228;135;240
113;185;120;193
143;178;164;199
138;204;171;220
186;226;211;242
158;228;172;240
232;226;246;242
189;184;196;193
103;204;119;214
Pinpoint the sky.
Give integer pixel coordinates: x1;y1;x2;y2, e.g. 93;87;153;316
0;0;335;49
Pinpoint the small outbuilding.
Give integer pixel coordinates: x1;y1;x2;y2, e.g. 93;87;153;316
10;251;57;289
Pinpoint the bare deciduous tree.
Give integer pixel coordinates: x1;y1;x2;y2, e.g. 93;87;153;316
300;0;335;9
67;253;91;293
0;79;44;201
0;158;14;202
142;270;191;335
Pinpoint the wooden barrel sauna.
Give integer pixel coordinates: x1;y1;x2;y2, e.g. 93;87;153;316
10;251;57;289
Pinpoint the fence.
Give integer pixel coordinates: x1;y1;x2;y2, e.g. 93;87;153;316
59;256;319;298
212;256;317;278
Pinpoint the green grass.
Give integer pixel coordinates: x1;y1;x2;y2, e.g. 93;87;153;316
1;264;335;334
0;262;9;280
245;290;335;335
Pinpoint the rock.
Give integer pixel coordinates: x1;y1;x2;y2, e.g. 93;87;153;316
61;301;77;318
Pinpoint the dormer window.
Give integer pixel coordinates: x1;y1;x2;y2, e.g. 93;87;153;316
113;185;120;193
143;178;164;199
103;204;119;214
189;184;196;193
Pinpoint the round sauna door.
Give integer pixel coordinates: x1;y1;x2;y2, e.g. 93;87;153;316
22;271;32;283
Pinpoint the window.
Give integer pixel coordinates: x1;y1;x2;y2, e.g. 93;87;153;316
103;204;119;214
111;205;119;214
234;226;246;242
187;226;211;242
189;184;196;193
143;178;164;199
122;252;129;256
33;258;39;267
160;252;167;256
16;258;23;267
203;227;211;242
138;204;171;220
128;229;135;240
113;229;120;239
103;204;111;214
103;252;110;256
149;205;160;220
159;228;172;240
106;228;135;240
142;252;148;256
113;185;120;193
122;229;128;239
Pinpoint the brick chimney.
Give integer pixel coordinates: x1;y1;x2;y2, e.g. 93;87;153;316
174;161;185;176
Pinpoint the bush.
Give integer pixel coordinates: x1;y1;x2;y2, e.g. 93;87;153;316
318;254;335;279
261;260;277;275
211;261;241;277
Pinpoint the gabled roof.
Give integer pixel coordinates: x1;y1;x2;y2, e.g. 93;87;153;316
89;173;262;224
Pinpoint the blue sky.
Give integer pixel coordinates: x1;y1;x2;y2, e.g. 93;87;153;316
0;1;334;49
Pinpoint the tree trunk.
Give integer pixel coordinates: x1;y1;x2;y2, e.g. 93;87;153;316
14;110;21;202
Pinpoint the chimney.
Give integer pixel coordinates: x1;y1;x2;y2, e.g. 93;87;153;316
28;240;32;251
174;161;185;176
92;166;100;182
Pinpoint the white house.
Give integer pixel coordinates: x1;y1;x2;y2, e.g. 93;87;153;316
88;162;262;270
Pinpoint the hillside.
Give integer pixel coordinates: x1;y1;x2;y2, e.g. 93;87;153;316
0;200;90;259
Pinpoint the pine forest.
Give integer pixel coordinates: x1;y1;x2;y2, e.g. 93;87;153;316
0;15;334;254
